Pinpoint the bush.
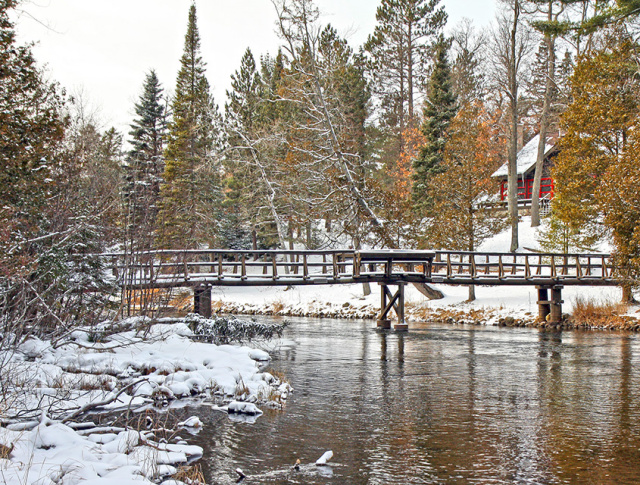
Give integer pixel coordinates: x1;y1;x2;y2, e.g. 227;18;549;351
186;314;288;344
572;296;628;327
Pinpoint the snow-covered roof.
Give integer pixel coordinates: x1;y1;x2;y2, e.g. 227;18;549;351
492;134;556;178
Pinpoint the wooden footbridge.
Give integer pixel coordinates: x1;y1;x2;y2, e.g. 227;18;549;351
105;249;619;330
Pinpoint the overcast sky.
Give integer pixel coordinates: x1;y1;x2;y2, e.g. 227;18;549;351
12;0;496;137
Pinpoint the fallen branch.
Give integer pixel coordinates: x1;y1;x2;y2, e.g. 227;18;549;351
62;378;148;423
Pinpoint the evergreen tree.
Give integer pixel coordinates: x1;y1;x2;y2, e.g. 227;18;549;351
0;1;115;335
412;36;457;213
421;101;506;300
0;0;66;277
223;48;265;250
451;23;486;105
124;70;167;250
157;4;222;249
364;0;448;133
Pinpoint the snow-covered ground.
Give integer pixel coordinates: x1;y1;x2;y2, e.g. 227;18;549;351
0;318;291;484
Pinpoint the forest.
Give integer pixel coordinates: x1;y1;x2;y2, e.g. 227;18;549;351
2;0;640;338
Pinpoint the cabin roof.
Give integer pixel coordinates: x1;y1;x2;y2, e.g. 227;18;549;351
491;134;556;179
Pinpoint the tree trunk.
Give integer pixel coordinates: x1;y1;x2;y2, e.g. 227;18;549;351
507;0;521;252
407;22;414;122
622;284;637;304
531;4;556;227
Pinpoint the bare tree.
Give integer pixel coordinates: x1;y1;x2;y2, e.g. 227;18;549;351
492;0;534;251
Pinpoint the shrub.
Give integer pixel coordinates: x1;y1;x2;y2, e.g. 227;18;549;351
187;314;288;344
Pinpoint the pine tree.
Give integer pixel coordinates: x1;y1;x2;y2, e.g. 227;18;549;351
421;101;506;300
451;23;486;105
124;70;166;250
223;48;265;250
0;1;116;334
364;0;448;133
412;36;457;214
0;0;66;272
157;4;222;249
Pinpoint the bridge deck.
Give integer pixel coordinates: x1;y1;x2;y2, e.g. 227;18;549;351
104;249;618;289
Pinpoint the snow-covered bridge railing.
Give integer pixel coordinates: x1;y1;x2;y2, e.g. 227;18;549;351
103;249;616;288
101;249;617;330
430;251;616;286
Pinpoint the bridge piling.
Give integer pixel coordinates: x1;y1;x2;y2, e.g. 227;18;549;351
550;286;563;323
377;283;407;331
537;286;550;321
194;286;212;318
536;285;563;324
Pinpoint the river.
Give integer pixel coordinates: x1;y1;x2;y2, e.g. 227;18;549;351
189;318;640;484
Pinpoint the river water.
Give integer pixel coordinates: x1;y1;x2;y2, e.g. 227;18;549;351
190;318;640;484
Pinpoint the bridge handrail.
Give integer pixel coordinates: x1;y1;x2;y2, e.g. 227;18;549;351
95;248;617;288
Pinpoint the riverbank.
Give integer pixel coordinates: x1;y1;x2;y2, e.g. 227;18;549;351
209;283;640;331
0;317;290;484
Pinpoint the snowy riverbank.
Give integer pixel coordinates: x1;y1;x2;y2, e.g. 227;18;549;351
210;281;640;330
0;317;291;484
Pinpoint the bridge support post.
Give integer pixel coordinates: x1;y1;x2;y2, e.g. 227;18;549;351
377;283;407;331
550;286;563;324
194;286;212;318
537;286;550;321
537;285;563;324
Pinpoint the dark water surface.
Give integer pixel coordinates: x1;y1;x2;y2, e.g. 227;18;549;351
191;318;640;484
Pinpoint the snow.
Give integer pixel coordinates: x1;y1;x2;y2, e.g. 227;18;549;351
0;421;203;485
315;450;333;465
227;401;263;416
0;319;290;484
492;134;556;178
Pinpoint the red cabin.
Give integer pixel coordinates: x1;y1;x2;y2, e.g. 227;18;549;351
492;134;558;202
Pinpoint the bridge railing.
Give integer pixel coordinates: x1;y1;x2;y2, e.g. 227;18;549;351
101;249;616;288
431;251;614;282
105;249;360;286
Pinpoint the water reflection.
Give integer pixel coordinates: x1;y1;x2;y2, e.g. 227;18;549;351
190;319;640;484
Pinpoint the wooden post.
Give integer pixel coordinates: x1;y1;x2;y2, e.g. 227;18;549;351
376;283;407;331
194;286;212;318
537;286;550;322
377;283;391;329
394;283;408;332
549;286;563;323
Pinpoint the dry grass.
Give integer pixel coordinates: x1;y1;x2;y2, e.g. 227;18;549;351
173;464;206;485
0;442;13;459
572;296;628;327
271;299;285;314
234;375;249;399
168;291;193;315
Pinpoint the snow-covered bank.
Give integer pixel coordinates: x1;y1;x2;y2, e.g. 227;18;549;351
0;317;291;484
211;282;639;329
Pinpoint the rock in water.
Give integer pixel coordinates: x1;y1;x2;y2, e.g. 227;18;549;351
315;450;333;465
